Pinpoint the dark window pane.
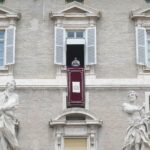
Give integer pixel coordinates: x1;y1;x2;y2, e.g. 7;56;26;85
66;0;83;3
67;32;74;38
76;32;83;38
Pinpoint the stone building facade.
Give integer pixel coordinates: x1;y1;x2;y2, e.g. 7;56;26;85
0;0;150;150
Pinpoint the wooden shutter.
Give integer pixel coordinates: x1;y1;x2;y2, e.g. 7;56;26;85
136;26;146;65
86;27;96;65
54;27;65;65
4;26;16;65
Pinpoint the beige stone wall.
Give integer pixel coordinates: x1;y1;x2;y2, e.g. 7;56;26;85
3;0;150;79
0;0;150;150
8;88;146;150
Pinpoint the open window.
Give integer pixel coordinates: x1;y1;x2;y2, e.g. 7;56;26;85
54;27;96;67
67;45;84;67
131;8;150;74
50;2;100;77
0;6;20;75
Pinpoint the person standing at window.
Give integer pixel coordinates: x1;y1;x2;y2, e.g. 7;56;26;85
71;57;80;67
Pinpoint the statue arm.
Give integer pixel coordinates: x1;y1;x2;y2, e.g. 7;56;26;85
0;94;19;111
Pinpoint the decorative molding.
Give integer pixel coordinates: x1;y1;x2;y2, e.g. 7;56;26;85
49;108;102;150
50;1;101;19
2;77;150;89
131;7;150;19
0;5;21;20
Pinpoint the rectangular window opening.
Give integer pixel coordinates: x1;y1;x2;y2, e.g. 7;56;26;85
66;45;84;68
64;138;87;150
66;0;84;3
67;31;84;39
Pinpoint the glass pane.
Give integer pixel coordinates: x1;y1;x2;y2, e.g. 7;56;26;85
76;32;84;38
0;31;4;39
0;58;4;66
67;32;74;38
66;0;83;3
147;31;150;40
0;42;4;53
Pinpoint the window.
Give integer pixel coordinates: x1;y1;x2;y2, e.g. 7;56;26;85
0;6;20;74
64;138;87;150
136;27;150;68
0;26;16;68
54;27;96;66
66;0;84;3
67;31;84;39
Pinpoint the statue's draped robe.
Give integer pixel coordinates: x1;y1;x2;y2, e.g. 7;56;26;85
122;103;150;150
0;92;19;150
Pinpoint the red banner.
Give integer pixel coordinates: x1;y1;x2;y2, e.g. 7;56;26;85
67;67;85;107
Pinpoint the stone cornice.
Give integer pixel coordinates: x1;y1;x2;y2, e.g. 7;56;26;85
130;7;150;19
0;5;21;20
50;1;101;19
1;77;150;89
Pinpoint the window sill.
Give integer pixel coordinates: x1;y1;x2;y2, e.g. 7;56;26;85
0;66;8;71
61;65;90;71
0;65;13;76
56;65;96;79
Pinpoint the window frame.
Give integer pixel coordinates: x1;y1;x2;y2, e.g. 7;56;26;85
66;30;85;39
0;6;20;75
135;26;150;74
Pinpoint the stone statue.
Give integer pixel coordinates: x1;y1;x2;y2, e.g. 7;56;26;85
122;91;150;150
71;57;80;67
0;80;20;150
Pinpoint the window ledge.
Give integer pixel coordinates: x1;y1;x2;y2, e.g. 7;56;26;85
60;66;90;71
0;66;8;71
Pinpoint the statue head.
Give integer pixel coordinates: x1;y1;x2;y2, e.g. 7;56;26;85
128;91;137;102
5;80;16;92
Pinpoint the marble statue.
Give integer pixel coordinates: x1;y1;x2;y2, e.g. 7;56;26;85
0;80;20;150
122;91;150;150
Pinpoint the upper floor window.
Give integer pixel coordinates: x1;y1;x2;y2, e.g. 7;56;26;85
0;26;16;68
54;27;96;67
131;8;150;74
0;6;21;75
66;0;84;3
67;31;84;39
